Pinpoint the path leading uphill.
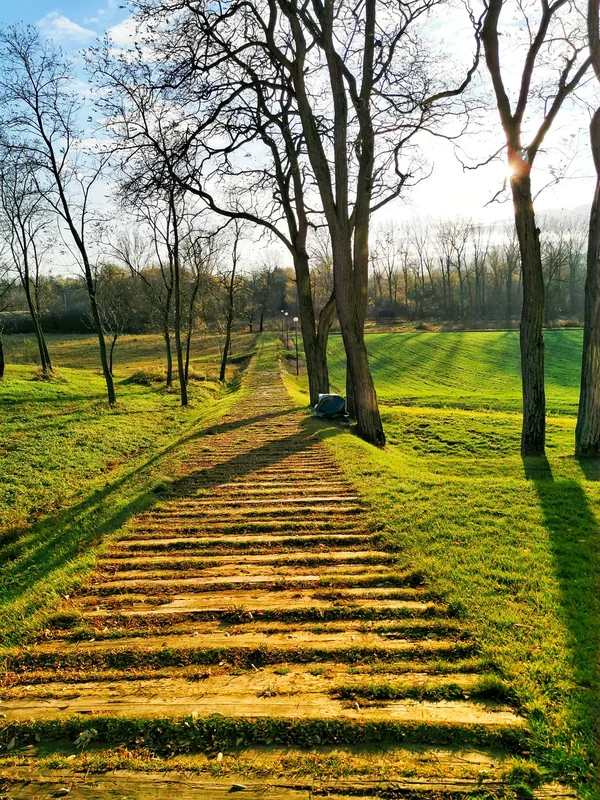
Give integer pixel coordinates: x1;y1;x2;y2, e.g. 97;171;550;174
0;340;569;798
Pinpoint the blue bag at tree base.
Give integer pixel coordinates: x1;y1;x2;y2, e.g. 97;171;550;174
313;393;349;419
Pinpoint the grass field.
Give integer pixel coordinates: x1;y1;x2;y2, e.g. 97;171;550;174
326;329;583;414
285;328;599;795
0;331;256;643
1;328;598;796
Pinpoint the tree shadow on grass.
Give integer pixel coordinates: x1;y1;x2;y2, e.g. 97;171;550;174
0;407;299;587
0;408;343;645
522;456;600;756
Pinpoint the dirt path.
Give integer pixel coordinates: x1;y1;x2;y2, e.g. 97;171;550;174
0;341;570;798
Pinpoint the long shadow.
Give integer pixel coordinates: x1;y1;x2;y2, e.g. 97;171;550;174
522;456;600;757
0;410;341;635
577;458;600;483
0;407;299;577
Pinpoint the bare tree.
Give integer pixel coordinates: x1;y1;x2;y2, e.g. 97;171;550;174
218;221;245;382
96;0;481;443
91;29;335;408
0;25;115;402
109;223;175;387
0;147;52;373
480;0;590;455
576;0;600;456
95;263;134;376
181;227;217;382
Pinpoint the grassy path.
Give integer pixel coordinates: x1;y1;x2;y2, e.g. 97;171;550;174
0;339;573;798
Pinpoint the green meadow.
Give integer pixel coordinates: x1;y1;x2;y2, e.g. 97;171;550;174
286;328;599;793
1;328;598;795
0;332;256;642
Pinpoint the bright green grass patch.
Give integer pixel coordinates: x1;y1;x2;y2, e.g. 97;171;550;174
0;331;257;645
286;329;599;797
3;331;243;376
326;329;583;414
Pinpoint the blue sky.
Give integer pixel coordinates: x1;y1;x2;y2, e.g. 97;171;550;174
0;0;594;223
1;0;129;52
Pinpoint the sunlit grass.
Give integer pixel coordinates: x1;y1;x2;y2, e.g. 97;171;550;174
0;331;256;644
286;329;599;796
325;329;582;414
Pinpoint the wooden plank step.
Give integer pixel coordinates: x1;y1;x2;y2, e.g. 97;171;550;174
81;593;436;616
99;550;393;566
0;692;522;726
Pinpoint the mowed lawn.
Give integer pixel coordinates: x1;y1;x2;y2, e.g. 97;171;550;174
287;329;599;795
0;332;255;643
327;328;582;414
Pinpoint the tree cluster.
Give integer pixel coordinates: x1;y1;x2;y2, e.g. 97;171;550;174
0;0;598;456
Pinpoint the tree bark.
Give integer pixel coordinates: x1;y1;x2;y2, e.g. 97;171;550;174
511;167;545;456
170;196;188;406
24;287;50;373
185;331;192;383
220;309;234;381
84;260;116;404
294;250;333;405
109;335;117;377
333;235;385;445
576;108;600;457
163;325;173;387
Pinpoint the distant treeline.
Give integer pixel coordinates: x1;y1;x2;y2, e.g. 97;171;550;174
366;216;586;326
0;214;587;338
0;264;295;336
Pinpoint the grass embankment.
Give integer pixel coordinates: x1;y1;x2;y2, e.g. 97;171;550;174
285;329;599;797
0;332;256;645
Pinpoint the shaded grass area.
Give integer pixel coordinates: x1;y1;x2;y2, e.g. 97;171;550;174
0;332;257;646
285;329;599;797
325;329;583;414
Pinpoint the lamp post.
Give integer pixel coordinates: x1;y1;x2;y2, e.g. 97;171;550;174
280;309;285;342
293;317;299;375
284;312;289;349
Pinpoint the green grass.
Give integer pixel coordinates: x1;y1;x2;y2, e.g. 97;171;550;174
3;331;242;375
0;331;256;645
325;329;583;414
286;329;599;797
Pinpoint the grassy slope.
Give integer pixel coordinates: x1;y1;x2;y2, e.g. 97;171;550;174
326;329;582;414
285;329;599;796
0;332;256;645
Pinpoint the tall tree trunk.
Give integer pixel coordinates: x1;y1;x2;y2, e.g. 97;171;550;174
334;240;384;445
576;108;600;457
84;263;116;404
294;250;332;405
220;310;234;381
28;301;49;372
163;325;173;387
109;335;117;377
0;333;4;380
259;311;264;333
511;170;545;456
173;265;187;406
22;277;50;373
185;331;192;383
169;193;187;407
41;335;51;371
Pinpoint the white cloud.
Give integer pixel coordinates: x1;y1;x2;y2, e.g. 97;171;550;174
37;12;95;42
107;17;138;46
